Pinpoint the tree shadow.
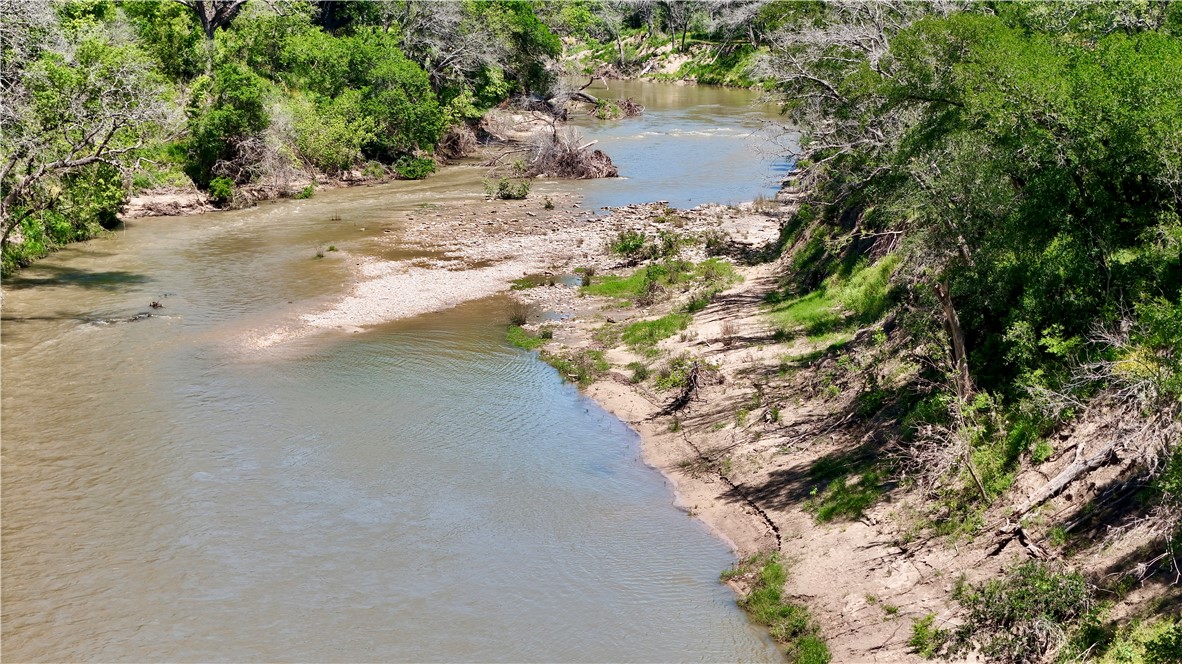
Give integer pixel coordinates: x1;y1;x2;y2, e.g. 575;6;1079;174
725;440;894;514
2;265;152;291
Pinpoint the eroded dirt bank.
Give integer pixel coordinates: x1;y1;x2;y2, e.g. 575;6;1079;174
500;198;1178;661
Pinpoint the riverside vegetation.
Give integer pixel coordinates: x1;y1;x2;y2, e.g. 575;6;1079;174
506;2;1182;663
4;2;1182;663
1;0;563;274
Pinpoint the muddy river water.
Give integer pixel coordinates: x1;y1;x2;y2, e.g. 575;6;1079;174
2;82;786;662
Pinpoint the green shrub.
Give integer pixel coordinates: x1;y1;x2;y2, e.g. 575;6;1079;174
945;562;1093;663
485;177;530;199
655;354;712;391
293;184;315;200
609;229;648;257
185;64;270;189
1145;622;1181;664
294;90;375;174
208;177;235;207
394;155;436;180
908;614;950;658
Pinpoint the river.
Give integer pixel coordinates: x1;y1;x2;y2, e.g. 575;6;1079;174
1;82;785;662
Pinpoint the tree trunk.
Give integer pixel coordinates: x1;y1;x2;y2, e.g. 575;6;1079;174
934;279;973;400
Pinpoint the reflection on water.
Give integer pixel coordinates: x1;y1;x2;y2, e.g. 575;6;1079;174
2;82;785;662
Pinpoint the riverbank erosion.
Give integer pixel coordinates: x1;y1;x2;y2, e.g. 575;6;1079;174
499;193;1181;661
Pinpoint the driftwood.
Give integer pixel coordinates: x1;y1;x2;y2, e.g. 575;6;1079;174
1011;437;1121;517
989;522;1049;560
654;362;703;417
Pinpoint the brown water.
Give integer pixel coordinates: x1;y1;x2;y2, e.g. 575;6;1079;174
1;83;785;662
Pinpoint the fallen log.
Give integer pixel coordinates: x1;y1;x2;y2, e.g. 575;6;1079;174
1011;437;1121;517
571;91;599;105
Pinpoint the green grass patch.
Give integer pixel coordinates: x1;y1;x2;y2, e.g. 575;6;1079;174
541;349;609;387
583;258;741;306
767;255;899;337
806;469;886;523
621;313;691;352
506;325;546;351
724;553;831;663
767;289;843;336
673;44;763;87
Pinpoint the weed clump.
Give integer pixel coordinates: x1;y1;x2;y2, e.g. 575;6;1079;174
911;562;1094;663
626;361;650;383
506;300;532;326
541;349;609;387
485;177;531;200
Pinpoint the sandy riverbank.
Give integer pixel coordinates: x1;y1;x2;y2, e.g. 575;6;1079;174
226;185;961;659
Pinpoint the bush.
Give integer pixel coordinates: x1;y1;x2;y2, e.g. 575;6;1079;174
946;562;1093;663
394;155;436;180
909;614;949;659
293;184;315;199
185;64;270;189
485;177;530;200
609;229;648;258
208;177;235;207
294;90;375;174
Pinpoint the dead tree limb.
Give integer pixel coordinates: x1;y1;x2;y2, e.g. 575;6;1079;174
988;522;1049;560
653;362;703;417
1011;437;1122;517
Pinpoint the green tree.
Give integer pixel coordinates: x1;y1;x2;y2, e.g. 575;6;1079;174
184;61;269;190
1;30;165;265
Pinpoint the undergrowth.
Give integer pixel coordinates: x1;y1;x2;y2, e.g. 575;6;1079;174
766;254;899;337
